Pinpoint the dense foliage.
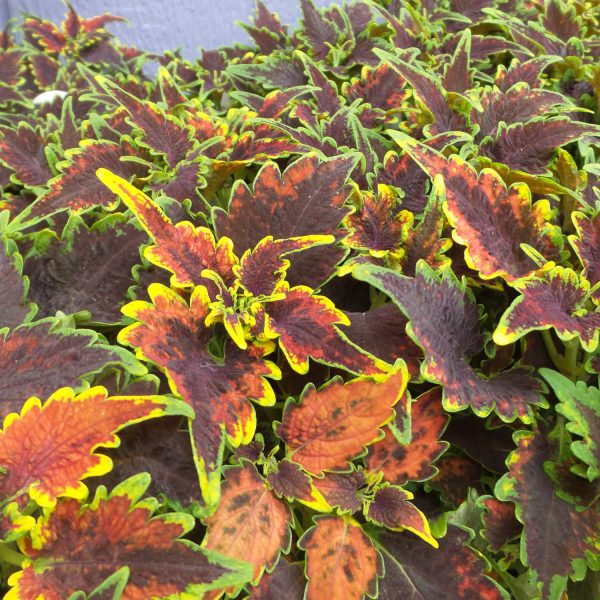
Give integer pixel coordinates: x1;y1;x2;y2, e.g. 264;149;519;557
0;0;599;598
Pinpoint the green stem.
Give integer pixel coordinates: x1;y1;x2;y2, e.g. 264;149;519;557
0;543;25;568
562;338;580;381
541;330;563;369
541;331;583;380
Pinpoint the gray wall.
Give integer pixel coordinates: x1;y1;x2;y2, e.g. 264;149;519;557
2;0;332;57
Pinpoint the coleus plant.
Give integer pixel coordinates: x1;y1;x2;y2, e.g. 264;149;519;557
0;0;599;598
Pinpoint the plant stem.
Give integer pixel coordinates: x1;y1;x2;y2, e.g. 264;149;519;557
541;330;563;369
541;331;582;380
0;543;25;567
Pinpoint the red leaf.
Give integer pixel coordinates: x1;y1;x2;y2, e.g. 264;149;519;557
494;266;600;352
97;168;236;295
389;132;561;282
214;155;356;286
300;516;382;600
481;118;599;175
99;77;195;166
264;285;387;375
248;558;305;600
23;17;66;53
299;0;339;60
366;485;437;546
0;123;51;186
237;235;333;297
376;525;505;599
204;462;292;584
344;186;411;255
119;284;279;507
367;387;448;485
570;211;600;298
0;386;191;507
355;263;546;421
481;497;521;551
0;244;33;329
0;50;24;86
24;220;147;323
8;476;251;599
313;471;365;513
0;321;138;418
496;428;600;598
25;141;144;222
342;304;422;377
277;365;407;475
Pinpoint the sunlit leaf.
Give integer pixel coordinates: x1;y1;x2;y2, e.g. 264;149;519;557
277;364;407;475
300;515;382;600
7;475;251;599
0;386;191;507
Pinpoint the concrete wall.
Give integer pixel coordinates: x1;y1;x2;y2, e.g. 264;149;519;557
2;0;332;58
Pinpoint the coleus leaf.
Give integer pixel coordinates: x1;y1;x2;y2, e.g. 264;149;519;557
472;85;572;140
97;168;236;294
227;55;308;90
342;304;422;377
313;470;366;514
400;190;452;275
214;154;356;288
375;525;505;599
118;284;280;508
367;387;448;485
542;0;582;41
29;52;60;89
343;62;409;114
299;515;382;600
480;497;522;551
24;219;147;323
23;17;66;53
344;185;411;256
442;30;472;94
569;211;600;298
354;263;546;421
0;122;51;187
374;51;466;135
96;416;201;507
496;428;600;600
429;455;483;505
20;141;144;223
0;241;34;329
494;266;600;352
266;459;318;505
365;485;437;546
495;56;561;92
542;369;600;481
98;76;195;167
0;385;191;507
6;475;252;599
299;0;339;60
0;320;143;418
248;558;305;600
276;364;407;475
203;462;292;585
236;235;334;298
299;52;342;116
0;50;25;86
262;284;387;375
389;131;561;282
240;0;288;53
481;118;600;175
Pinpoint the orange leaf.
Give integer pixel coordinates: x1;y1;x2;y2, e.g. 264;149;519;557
0;386;191;508
203;462;292;584
300;516;382;600
277;364;408;475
